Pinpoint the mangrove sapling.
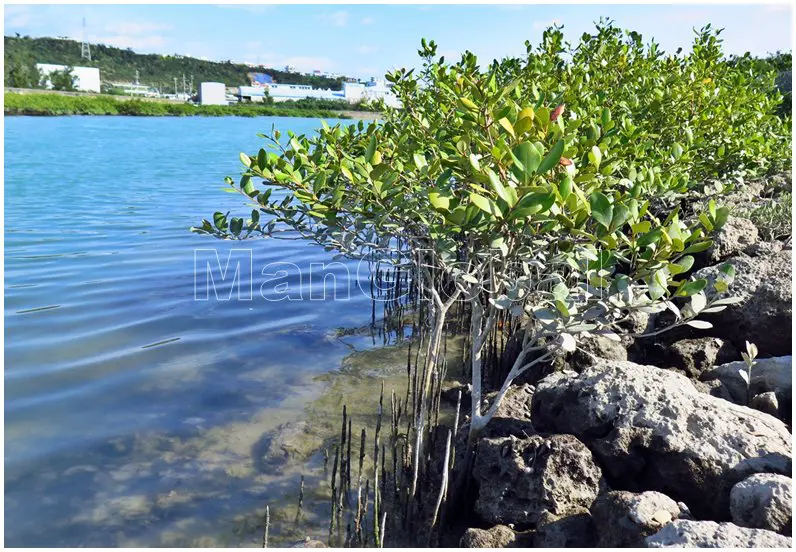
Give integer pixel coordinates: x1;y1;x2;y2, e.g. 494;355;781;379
740;341;759;405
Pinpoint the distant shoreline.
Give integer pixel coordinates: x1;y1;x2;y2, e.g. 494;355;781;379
4;90;381;119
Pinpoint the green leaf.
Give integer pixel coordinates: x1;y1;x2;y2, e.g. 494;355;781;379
588;145;602;169
488;169;516;206
239;152;251;167
470;192;503;218
366;135;377;164
428;192;451;211
589;192;613;229
469;153;481;173
537;140;565;174
672;142;684;160
676;279;708;297
241;175;256;197
512;142;542;180
413;152;427;170
498;117;516;138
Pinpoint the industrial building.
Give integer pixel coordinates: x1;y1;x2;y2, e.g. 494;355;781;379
36;64;101;93
199;82;227;105
236;78;399;107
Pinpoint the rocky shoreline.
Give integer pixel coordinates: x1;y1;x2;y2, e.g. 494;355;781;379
451;184;793;547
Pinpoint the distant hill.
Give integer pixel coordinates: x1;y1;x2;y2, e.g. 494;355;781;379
4;35;347;91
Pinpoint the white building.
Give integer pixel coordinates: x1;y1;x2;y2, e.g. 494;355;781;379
199;82;227;105
36;64;101;93
239;80;399;107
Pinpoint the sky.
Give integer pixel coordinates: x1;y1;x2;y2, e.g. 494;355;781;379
3;3;793;80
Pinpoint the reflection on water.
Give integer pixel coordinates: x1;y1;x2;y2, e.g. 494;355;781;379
3;116;415;547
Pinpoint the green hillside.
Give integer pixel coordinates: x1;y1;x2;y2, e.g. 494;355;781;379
4;35;347;91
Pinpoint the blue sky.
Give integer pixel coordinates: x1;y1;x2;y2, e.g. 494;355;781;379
4;4;792;79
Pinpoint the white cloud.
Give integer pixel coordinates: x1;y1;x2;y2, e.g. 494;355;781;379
356;44;379;55
361;16;374;25
321;11;349;27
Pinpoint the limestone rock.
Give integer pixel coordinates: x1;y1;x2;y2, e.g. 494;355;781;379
658;337;737;379
533;509;594;548
480;384;536;439
568;335;628;372
644;520;792;548
751;392;780;417
473;434;604;527
460;525;518;548
531;360;792;519
591;491;683;547
707;216;759;263
730;473;792;535
700;356;792;408
692;251;792;356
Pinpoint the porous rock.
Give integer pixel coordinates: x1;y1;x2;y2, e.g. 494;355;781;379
751;392;780;417
533;509;595;548
657;337;737;379
730;473;792;535
479;384;536;439
692;251;792;356
473;434;604;527
644;520;792;548
460;525;518;548
706;216;759;263
591;490;683;547
568;335;628;371
700;356;792;410
531;360;792;520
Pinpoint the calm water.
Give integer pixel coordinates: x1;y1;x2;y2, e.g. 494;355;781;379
4;116;390;546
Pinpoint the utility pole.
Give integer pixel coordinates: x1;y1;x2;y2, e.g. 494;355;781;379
134;69;139;85
81;17;91;61
189;74;194;96
182;74;186;97
173;77;178;95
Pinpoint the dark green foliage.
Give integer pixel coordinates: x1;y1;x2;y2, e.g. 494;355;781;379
4;35;347;89
3;92;351;119
48;66;76;91
4;49;42;88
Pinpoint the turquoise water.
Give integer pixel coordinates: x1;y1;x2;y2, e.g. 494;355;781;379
4;116;388;546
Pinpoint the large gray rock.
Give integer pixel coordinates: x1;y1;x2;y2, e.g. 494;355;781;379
700;356;792;411
460;525;519;548
473;434;604;527
692;251;792;356
707;216;760;263
531;360;792;520
591;491;684;547
730;473;792;535
645;520;792;548
751;392;780;417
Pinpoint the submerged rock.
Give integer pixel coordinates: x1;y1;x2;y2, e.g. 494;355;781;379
644;520;792;548
531;360;792;520
591;491;683;547
255;421;323;473
692;251;792;357
730;473;793;535
472;434;604;527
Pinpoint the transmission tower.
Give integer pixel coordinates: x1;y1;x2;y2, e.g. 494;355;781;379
81;18;91;61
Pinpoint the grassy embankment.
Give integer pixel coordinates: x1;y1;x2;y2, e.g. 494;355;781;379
3;92;356;118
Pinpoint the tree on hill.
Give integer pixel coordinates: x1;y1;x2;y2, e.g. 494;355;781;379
4;35;348;90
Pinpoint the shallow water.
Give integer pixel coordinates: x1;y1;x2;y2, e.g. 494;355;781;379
4;115;406;546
